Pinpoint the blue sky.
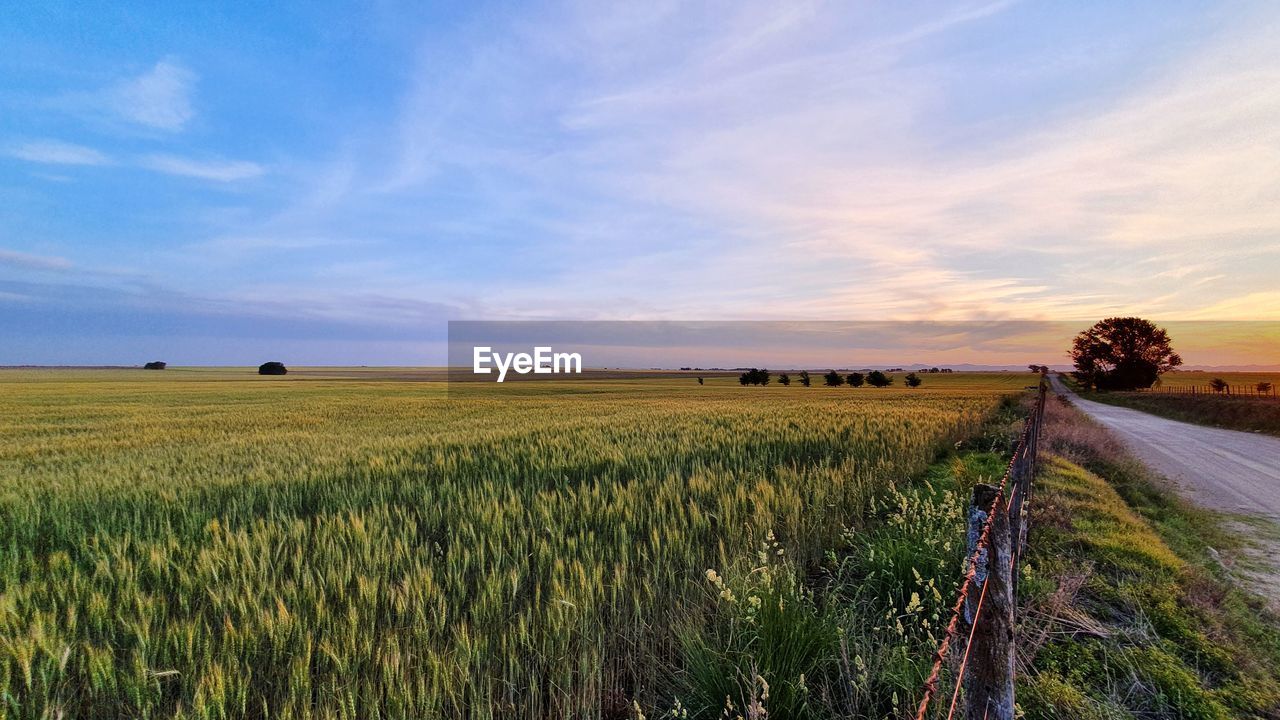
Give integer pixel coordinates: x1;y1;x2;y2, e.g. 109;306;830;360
2;1;1279;364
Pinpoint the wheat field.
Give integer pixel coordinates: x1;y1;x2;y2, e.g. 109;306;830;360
0;369;1030;719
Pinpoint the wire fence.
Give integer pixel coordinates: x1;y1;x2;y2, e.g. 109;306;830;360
1139;382;1277;399
914;377;1047;720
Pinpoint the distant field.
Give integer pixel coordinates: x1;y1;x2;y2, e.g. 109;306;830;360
0;369;1030;718
1148;371;1280;391
0;366;989;382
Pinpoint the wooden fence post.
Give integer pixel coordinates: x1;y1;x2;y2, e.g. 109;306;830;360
964;484;1016;720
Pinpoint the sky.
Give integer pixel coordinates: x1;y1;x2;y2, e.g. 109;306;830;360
2;1;1279;365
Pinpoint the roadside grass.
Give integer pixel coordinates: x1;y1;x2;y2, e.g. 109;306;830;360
1019;394;1280;718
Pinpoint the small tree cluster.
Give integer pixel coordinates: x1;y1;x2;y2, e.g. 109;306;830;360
143;361;166;370
1027;364;1049;374
728;368;920;389
258;361;288;376
800;369;905;388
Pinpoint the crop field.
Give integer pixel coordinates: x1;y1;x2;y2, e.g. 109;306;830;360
0;369;1031;719
1148;371;1280;390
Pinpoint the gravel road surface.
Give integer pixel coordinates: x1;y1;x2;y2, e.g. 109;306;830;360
1049;374;1280;604
1049;375;1280;519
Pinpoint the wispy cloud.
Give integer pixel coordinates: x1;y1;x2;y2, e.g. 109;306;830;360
140;154;265;181
5;140;110;166
0;248;73;271
382;1;1277;322
108;59;197;131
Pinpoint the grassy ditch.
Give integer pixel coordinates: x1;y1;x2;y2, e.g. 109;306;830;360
1018;393;1280;718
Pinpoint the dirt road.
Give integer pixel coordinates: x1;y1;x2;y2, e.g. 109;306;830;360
1050;375;1280;603
1050;375;1280;518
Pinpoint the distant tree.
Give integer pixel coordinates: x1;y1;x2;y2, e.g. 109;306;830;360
697;377;704;385
823;370;844;387
866;370;893;388
258;361;288;376
905;372;922;388
846;372;865;388
778;373;791;386
929;367;941;373
143;361;166;370
1028;364;1048;374
1258;381;1273;394
1210;377;1229;394
798;370;811;387
1070;317;1181;391
738;368;771;386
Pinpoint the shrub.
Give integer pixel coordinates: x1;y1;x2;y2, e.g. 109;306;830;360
778;373;791;386
797;370;811;387
846;372;865;388
143;361;166;370
258;361;288;376
823;370;844;387
904;372;922;388
1210;378;1228;394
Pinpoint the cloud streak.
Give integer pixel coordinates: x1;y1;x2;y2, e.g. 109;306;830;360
140;154;265;182
5;140;110;166
0;249;73;271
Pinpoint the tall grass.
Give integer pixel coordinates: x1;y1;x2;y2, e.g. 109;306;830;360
0;371;1028;718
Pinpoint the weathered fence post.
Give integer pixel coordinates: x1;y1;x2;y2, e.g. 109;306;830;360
964;484;1016;720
